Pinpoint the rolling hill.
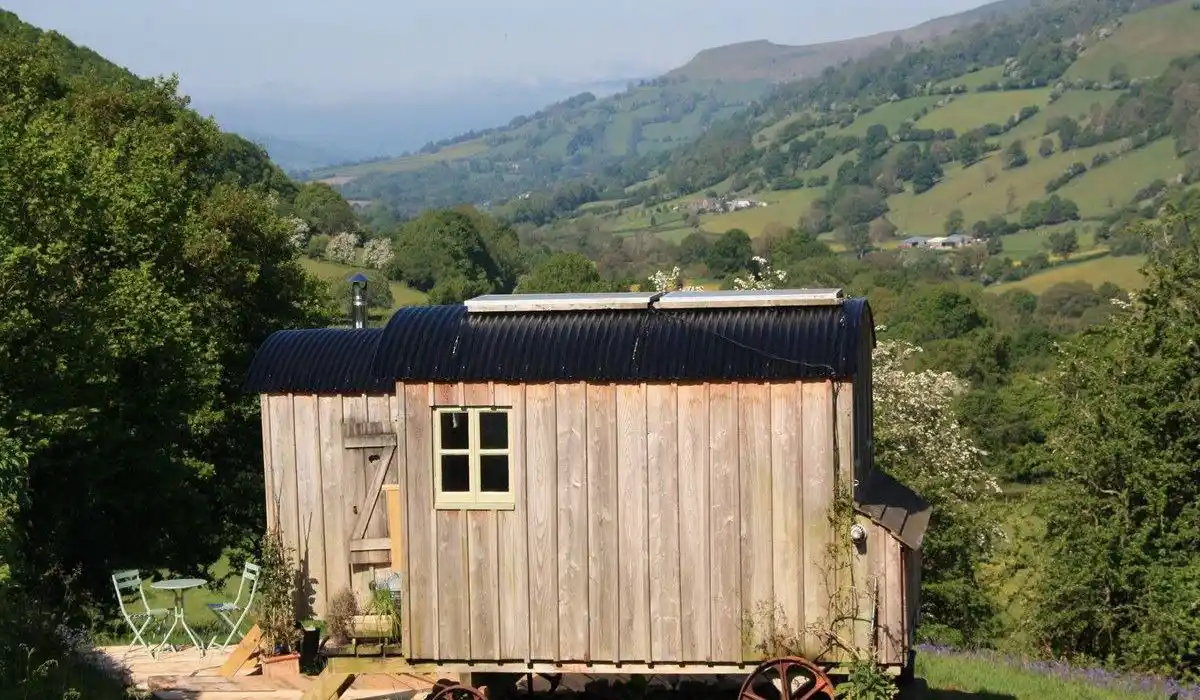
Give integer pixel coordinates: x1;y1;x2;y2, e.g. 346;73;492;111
524;0;1200;294
666;0;1035;83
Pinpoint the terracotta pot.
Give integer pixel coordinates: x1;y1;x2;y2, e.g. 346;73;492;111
260;652;301;678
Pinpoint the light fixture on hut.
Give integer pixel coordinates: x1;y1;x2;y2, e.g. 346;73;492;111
348;273;368;329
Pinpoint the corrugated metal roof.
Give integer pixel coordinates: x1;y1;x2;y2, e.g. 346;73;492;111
242;297;874;393
855;467;932;551
242;327;388;394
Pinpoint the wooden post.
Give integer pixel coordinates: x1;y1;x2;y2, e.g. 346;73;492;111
217;624;263;678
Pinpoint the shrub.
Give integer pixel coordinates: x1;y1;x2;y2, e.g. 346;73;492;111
325;587;358;646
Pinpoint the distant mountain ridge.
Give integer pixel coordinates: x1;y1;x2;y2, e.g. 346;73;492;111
667;0;1038;83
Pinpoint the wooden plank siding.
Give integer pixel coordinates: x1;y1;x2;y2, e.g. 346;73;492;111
258;375;913;668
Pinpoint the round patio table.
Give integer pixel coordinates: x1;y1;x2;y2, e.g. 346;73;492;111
151;578;207;655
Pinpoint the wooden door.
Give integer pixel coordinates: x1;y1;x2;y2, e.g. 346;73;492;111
343;422;398;568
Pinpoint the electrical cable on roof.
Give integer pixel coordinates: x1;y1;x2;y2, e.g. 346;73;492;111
647;306;841;375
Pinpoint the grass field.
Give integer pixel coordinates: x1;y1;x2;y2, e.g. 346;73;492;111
312;140;489;180
886;140;1109;234
1065;0;1200;82
841;96;944;137
1000;223;1098;260
1056;138;1185;217
915;89;1050;132
912;647;1184;699
701;188;822;236
935;65;1007;91
989;254;1147;294
300;257;427;310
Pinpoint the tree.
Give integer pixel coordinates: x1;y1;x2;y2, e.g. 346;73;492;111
1006;185;1018;214
330;269;394;321
944;209;966;236
706;228;753;276
390;209;515;294
869;216;899;243
517;252;617;293
1031;213;1200;676
293;182;358;234
1004;139;1029;169
873;338;999;645
1038;137;1056;157
678;231;712;266
0;42;332;613
325;232;360;264
1045;229;1079;258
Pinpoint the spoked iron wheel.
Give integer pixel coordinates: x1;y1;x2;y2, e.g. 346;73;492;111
429;679;488;700
738;657;835;700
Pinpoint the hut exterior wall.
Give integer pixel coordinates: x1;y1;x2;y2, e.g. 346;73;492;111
259;375;911;667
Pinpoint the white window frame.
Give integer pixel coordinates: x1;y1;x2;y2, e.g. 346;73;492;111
432;406;515;510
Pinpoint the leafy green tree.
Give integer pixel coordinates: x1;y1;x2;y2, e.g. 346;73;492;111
1045;229;1079;258
1031;214;1200;676
1038;137;1055;157
678;231;712;265
0;40;332;611
1004;139;1028;169
390;208;517;294
944;209;966;236
330;269;395;322
516;252;618;293
293;181;358;234
706;228;753;276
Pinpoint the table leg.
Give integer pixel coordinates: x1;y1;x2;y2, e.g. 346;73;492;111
176;588;206;655
154;594;182;656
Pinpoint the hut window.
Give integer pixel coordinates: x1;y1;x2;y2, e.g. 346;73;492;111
433;407;513;509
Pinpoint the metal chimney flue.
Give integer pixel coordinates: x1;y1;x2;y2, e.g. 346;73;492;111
348;273;369;329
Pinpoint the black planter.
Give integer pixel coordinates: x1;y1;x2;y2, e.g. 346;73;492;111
300;627;320;668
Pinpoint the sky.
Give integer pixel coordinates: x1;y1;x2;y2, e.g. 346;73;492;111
5;0;991;102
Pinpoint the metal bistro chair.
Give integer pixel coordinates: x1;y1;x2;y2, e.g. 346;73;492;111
111;569;169;657
206;562;260;651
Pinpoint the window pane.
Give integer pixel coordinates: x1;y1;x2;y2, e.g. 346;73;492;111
440;454;470;492
439;411;469;450
479;411;509;450
480;455;509;493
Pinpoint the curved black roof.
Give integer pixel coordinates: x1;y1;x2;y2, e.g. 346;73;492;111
243;298;874;394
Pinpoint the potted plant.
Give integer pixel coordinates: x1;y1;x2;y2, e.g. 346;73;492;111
350;574;400;644
256;525;302;677
325;587;358;650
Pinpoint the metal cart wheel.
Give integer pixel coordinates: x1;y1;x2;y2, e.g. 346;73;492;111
738;656;835;700
429;678;489;700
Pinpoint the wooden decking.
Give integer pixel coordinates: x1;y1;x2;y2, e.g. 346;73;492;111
93;646;439;700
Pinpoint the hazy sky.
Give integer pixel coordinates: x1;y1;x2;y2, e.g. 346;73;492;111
6;0;989;102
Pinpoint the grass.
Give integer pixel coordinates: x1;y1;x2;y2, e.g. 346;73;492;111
1065;0;1200;81
886;141;1109;234
915;89;1050;132
989;254;1148;294
935;65;1007;91
300;257;427;311
312;139;490;180
1004;90;1120;143
1056;138;1185;218
840;96;944;137
910;647;1185;699
700;188;822;236
1000;223;1098;261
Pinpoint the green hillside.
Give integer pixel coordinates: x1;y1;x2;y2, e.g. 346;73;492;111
304;78;770;216
1065;0;1200;81
507;0;1200;295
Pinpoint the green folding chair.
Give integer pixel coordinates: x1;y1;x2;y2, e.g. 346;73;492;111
206;562;260;651
111;569;168;657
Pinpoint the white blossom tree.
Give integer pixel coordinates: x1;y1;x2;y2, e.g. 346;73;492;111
362;237;394;270
733;256;788;290
647;266;703;293
286;216;310;251
325;231;360;265
871;335;999;506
